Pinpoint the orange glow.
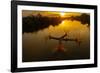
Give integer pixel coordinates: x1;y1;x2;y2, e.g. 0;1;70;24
60;12;66;17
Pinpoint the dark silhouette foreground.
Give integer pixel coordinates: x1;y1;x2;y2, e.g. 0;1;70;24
22;13;90;33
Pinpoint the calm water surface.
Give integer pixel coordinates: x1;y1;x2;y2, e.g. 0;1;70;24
22;20;90;62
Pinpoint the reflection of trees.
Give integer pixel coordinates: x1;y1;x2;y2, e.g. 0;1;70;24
23;13;90;33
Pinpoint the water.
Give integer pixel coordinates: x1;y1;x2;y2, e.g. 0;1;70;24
22;20;90;62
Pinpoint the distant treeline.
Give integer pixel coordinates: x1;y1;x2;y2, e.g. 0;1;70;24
22;14;62;33
22;13;90;33
68;13;90;25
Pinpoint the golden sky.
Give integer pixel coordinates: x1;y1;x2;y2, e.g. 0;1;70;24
22;10;82;17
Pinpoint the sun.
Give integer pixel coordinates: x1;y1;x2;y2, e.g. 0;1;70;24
60;12;66;17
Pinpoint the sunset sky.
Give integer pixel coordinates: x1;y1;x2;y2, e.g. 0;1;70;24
22;10;82;17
